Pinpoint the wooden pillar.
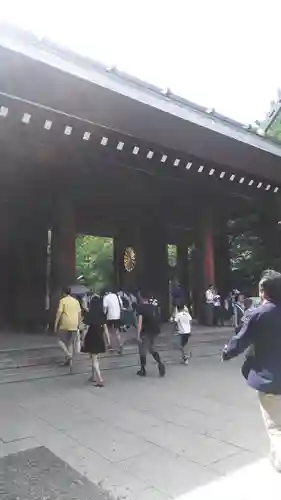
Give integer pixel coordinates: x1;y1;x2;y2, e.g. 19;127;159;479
177;245;191;306
50;199;76;325
193;211;215;324
10;206;48;331
214;220;231;298
0;201;13;328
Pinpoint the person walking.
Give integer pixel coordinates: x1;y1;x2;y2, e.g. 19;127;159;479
233;293;245;330
174;303;192;364
222;270;281;472
213;289;224;326
103;289;123;354
83;294;110;387
205;284;215;326
54;286;81;370
136;291;165;377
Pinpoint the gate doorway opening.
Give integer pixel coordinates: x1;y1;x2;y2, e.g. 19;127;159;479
75;235;114;293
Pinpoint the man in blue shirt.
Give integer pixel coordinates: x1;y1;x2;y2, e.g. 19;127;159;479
222;270;281;472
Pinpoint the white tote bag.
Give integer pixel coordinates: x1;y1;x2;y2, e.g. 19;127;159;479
75;331;81;353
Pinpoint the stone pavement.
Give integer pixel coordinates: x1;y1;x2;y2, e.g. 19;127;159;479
1;341;281;499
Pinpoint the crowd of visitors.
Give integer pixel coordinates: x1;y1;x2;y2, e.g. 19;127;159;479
54;271;281;473
54;287;168;383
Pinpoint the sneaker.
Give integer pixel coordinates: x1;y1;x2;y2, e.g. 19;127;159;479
94;381;104;388
137;368;147;377
158;362;166;377
117;346;123;355
182;356;189;365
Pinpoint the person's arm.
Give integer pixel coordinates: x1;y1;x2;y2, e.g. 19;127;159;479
103;296;108;315
222;312;259;360
54;300;63;333
137;314;143;342
77;304;82;329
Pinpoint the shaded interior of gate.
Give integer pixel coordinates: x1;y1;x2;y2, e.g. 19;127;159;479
1;36;281;329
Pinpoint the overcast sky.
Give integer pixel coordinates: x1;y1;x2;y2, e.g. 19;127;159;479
1;0;281;124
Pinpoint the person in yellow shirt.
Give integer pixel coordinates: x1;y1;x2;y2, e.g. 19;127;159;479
54;286;81;368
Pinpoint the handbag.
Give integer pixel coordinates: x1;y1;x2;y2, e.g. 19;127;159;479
75;331;81;353
116;293;127;325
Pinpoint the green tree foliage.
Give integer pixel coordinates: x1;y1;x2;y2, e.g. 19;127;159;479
229;214;281;291
76;235;114;291
259;90;281;141
229;218;264;289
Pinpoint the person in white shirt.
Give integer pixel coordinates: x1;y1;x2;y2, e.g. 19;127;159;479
213;289;224;326
205;285;215;326
174;304;192;364
103;291;122;354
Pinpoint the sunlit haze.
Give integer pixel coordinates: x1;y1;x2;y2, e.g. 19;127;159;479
1;0;281;124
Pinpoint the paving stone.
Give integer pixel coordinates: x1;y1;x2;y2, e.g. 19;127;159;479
0;446;109;499
134;418;240;466
119;447;219;498
209;449;261;475
177;458;281;500
65;419;156;462
0;409;54;443
136;487;171;499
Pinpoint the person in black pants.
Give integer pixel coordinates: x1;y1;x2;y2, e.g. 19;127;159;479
213;290;224;326
136;291;165;377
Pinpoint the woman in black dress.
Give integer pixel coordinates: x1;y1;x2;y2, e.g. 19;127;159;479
83;295;110;387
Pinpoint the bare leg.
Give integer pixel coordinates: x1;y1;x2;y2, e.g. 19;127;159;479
58;340;71;359
103;324;111;348
108;326;122;353
115;328;123;354
92;354;104;386
88;355;95;382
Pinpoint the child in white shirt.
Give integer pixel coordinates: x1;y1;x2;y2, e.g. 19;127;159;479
174;304;192;364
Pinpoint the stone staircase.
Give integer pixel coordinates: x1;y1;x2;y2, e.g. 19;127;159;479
0;326;232;384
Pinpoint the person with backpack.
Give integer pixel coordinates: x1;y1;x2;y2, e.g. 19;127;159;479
136;291;165;377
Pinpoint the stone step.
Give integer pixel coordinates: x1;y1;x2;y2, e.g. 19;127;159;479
0;332;230;371
0;346;223;385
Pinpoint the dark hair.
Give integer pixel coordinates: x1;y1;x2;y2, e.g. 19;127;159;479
62;286;71;296
260;270;281;304
178;303;185;312
86;295;104;326
244;297;253;310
